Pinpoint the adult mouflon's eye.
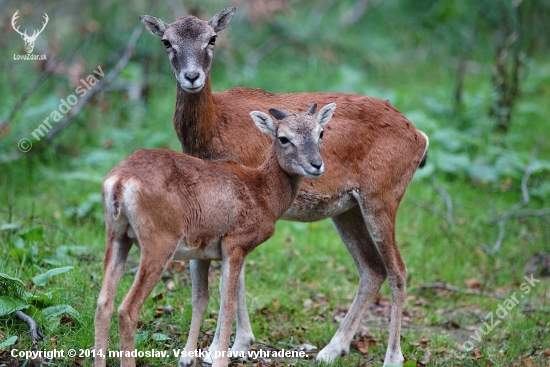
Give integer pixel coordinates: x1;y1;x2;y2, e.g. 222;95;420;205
278;137;290;145
162;39;172;49
209;35;217;45
319;130;324;139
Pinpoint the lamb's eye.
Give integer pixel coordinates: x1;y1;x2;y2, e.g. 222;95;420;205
162;39;172;49
208;35;217;45
278;137;290;145
319;131;324;139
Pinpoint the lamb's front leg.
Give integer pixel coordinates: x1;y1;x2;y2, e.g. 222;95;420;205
210;251;244;367
208;265;254;361
179;259;211;367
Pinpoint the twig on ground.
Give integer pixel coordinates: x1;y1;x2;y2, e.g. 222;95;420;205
409;197;449;223
421;281;507;300
408;183;454;225
45;25;143;141
432;183;454;225
15;310;45;349
483;145;550;254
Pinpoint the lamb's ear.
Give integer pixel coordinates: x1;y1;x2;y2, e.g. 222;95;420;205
268;108;288;121
139;15;168;37
316;103;336;126
307;103;317;115
250;111;277;140
208;7;236;32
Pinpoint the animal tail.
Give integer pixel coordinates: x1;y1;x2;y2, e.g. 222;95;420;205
418;131;429;169
102;176;123;220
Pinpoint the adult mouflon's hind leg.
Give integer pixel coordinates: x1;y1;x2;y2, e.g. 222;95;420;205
209;245;246;367
316;205;387;363
354;191;406;367
180;259;211;367
207;265;254;364
230;265;255;352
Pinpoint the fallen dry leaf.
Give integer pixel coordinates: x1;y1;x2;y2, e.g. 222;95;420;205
473;347;482;360
167;260;186;274
464;278;483;289
166;280;176;291
356;340;368;354
420;349;431;365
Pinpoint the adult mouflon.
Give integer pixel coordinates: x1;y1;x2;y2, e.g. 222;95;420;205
140;7;428;366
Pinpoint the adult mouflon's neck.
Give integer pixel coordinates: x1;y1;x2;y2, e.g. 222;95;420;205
258;147;305;220
173;77;219;159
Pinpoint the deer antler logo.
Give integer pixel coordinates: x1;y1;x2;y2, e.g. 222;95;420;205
11;11;49;54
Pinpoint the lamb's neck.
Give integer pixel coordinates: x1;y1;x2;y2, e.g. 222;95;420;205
173;77;218;158
259;147;304;220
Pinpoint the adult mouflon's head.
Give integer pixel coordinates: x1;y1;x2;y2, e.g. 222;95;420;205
249;103;336;179
139;7;235;93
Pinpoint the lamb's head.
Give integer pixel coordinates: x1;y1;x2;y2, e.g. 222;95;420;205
250;103;337;179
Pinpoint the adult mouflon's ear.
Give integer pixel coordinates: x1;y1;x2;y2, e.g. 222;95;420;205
316;103;336;126
208;7;236;33
139;15;168;37
250;111;277;140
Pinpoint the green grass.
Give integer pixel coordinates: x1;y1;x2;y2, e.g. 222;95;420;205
1;1;550;366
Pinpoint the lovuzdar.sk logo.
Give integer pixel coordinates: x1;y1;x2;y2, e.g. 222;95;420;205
12;10;49;61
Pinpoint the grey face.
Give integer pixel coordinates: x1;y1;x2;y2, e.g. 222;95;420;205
162;17;215;92
140;8;235;93
250;103;337;179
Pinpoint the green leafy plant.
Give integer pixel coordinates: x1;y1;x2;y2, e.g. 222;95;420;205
0;266;81;347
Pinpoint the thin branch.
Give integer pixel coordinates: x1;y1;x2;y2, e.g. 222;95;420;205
45;25;144;141
0;207;78;244
409;198;449;223
483;220;506;255
245;36;280;70
516;208;550;217
408;183;454;225
483;145;543;255
432;183;454;225
339;0;378;27
0;42;83;134
421;281;507;300
15;310;45;349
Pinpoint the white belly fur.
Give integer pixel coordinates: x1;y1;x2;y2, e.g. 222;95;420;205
172;237;223;261
283;191;357;222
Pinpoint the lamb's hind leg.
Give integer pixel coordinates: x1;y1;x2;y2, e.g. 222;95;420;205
94;232;133;367
117;233;178;367
316;205;387;363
